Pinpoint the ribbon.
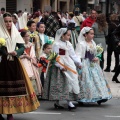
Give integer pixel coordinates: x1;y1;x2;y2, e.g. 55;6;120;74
56;56;77;74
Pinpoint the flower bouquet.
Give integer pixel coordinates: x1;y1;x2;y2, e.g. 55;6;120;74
29;31;38;43
0;38;6;62
96;44;103;61
0;38;6;47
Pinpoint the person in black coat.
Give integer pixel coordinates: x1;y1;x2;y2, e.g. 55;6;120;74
112;24;120;83
104;14;119;72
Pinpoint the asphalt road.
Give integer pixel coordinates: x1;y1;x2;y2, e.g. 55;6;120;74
3;98;120;120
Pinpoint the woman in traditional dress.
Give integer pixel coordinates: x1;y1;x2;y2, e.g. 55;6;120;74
75;27;112;105
42;28;82;110
0;13;40;120
20;31;42;95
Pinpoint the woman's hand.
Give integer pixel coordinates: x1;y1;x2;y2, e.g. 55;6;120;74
19;55;25;59
8;51;17;56
25;54;31;60
92;57;99;62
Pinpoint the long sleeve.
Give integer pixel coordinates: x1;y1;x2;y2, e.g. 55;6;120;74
52;44;64;70
69;45;82;66
15;43;25;57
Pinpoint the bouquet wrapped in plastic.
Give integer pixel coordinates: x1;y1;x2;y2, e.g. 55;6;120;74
96;44;103;61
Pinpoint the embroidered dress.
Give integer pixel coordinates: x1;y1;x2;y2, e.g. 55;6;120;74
42;40;81;100
76;40;112;103
0;16;40;114
20;42;42;95
0;46;40;114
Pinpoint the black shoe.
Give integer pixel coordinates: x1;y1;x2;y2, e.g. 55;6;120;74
68;105;76;110
97;99;108;105
54;103;64;109
97;101;101;105
0;114;4;120
104;68;110;72
78;101;84;106
112;77;120;83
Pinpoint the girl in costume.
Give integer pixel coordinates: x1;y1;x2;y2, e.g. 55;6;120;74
42;28;82;110
75;27;112;105
38;43;52;88
0;13;40;120
37;22;54;54
20;31;42;96
27;20;41;59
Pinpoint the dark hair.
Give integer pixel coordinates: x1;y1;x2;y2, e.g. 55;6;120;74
20;31;27;37
27;20;36;27
18;10;22;13
3;12;12;18
91;9;97;13
1;7;5;11
43;43;51;50
37;22;44;28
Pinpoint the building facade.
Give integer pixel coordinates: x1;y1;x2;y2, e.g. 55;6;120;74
51;0;75;12
0;0;50;13
0;0;75;13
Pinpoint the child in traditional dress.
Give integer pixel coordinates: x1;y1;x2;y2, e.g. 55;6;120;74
27;20;41;58
37;22;54;54
75;27;112;105
38;43;52;88
42;28;82;110
20;31;42;96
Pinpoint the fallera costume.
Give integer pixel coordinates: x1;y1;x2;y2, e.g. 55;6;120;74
0;16;40;114
75;27;112;103
42;28;82;101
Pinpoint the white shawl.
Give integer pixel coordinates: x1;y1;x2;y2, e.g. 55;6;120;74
18;12;28;29
0;16;24;53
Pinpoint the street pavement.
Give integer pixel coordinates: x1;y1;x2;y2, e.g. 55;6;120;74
3;52;120;120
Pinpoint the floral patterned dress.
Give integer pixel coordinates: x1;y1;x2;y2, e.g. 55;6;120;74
76;41;112;103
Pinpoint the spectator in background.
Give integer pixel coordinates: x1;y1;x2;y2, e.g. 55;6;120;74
92;13;108;69
81;9;97;30
82;11;87;21
37;9;42;22
40;11;50;24
73;11;83;34
45;12;60;37
112;25;120;83
0;7;5;16
33;12;40;24
104;14;119;72
12;14;19;30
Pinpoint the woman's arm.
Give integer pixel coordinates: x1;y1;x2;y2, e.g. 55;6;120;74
69;45;82;66
15;43;25;57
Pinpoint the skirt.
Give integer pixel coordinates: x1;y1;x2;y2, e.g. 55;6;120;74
78;59;112;103
42;65;80;101
0;55;40;114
